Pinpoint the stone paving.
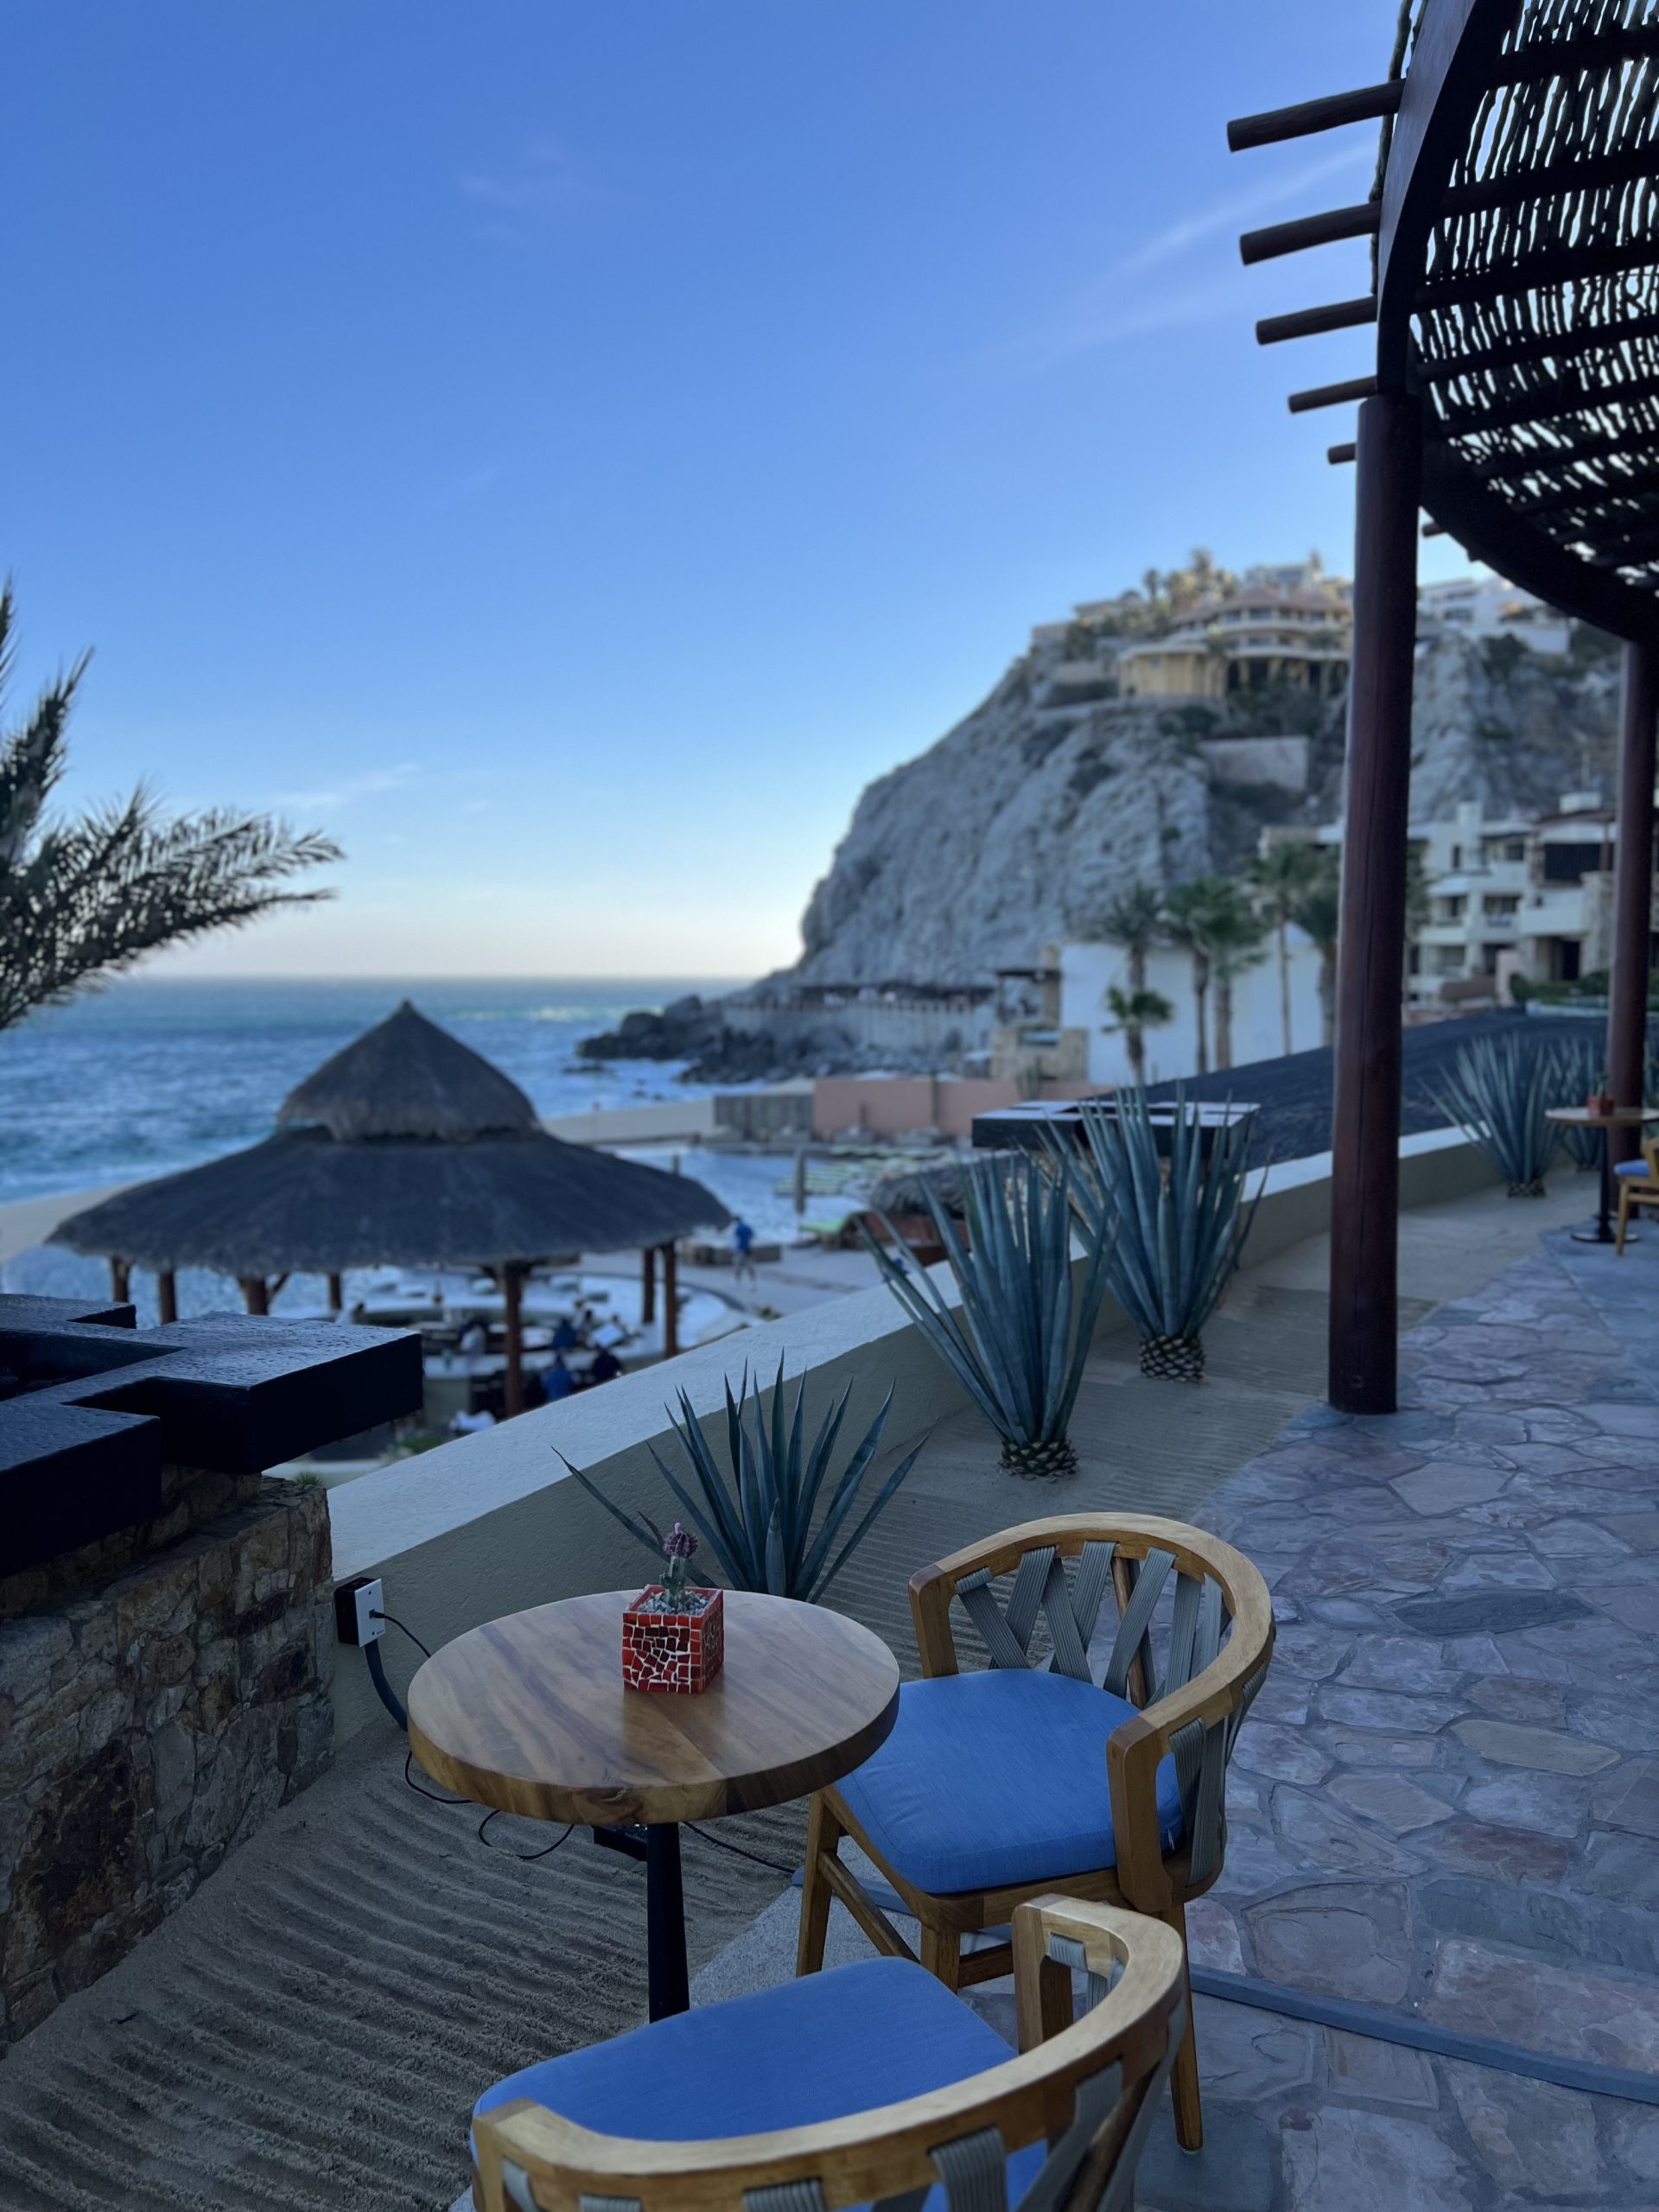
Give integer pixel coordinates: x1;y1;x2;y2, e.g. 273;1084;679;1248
1153;1220;1659;2207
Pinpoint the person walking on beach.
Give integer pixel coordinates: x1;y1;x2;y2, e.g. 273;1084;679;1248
732;1217;757;1284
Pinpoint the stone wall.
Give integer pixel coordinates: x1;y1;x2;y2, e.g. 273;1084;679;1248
0;1478;334;2049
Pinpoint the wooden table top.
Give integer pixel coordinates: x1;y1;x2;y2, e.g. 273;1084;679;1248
406;1590;901;1827
1546;1103;1658;1126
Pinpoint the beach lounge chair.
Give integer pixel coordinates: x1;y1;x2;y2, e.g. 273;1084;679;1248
797;1513;1274;2152
471;1896;1185;2212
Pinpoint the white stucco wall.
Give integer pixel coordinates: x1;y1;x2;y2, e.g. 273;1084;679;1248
1057;934;1325;1086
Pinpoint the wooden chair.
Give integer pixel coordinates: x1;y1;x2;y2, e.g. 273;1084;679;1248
473;1895;1185;2212
1615;1136;1659;1254
797;1512;1274;2154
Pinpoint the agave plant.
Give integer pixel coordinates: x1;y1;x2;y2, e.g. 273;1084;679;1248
1065;1087;1257;1383
563;1357;923;1603
1433;1033;1562;1196
1548;1029;1609;1170
865;1154;1109;1480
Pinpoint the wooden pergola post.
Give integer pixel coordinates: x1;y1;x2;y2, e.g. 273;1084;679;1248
641;1243;657;1325
1606;641;1658;1165
326;1271;345;1315
156;1269;178;1325
1328;391;1421;1415
501;1262;526;1418
662;1242;679;1359
109;1256;131;1304
240;1276;270;1316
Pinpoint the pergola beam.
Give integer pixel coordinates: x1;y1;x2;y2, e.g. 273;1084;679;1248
1491;22;1659;86
1256;296;1377;346
1438;367;1659;439
1418;233;1659;314
1240;203;1378;264
1419;309;1659;383
1227;81;1402;152
1288;375;1377;414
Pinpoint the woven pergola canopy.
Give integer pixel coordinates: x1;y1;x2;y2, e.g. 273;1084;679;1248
1234;0;1659;644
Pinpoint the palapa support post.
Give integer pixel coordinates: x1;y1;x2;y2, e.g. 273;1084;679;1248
1329;391;1421;1416
156;1269;177;1325
326;1271;345;1315
1606;640;1658;1166
501;1262;526;1419
641;1243;656;1325
662;1242;679;1359
109;1256;130;1304
240;1276;270;1316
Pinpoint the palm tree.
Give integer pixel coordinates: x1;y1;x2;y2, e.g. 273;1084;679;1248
1163;878;1219;1075
1095;880;1165;995
1249;842;1322;1056
1288;849;1342;1048
0;582;340;1032
1103;983;1175;1084
1198;881;1271;1071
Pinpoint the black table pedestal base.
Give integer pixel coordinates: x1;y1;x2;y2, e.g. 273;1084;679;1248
591;1820;690;2018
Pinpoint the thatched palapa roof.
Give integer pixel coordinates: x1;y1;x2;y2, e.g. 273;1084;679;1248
51;1002;730;1275
277;1000;539;1141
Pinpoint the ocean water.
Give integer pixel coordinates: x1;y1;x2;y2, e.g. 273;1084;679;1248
0;976;744;1205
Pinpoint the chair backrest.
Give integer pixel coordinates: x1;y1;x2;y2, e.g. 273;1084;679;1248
473;1898;1185;2212
930;1515;1273;1887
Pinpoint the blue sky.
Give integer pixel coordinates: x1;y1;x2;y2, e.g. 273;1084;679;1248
4;1;1459;979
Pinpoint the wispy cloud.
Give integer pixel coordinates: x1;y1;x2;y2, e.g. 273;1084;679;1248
1119;145;1373;276
997;143;1374;377
429;462;502;515
275;763;422;816
461;137;601;239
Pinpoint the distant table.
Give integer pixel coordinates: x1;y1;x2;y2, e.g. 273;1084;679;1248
1546;1103;1658;1243
406;1590;899;2018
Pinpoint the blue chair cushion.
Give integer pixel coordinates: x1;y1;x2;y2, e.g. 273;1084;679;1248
474;1956;1043;2206
1614;1158;1652;1178
833;1669;1185;1894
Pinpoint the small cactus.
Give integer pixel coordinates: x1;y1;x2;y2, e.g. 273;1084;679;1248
661;1520;698;1609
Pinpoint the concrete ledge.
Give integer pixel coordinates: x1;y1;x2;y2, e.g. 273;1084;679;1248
328;1129;1500;1742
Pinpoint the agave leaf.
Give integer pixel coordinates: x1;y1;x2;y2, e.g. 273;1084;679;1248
667;1390;747;1565
798;1383;852;1529
764;1503;788;1596
559;1458;667;1560
640;1442;743;1586
795;1385;896;1592
810;1438;928;1599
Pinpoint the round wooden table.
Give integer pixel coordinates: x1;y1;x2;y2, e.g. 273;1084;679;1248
406;1589;900;2018
1546;1103;1657;1243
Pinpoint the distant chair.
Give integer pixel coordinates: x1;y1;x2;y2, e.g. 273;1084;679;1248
797;1512;1274;2152
1615;1135;1659;1253
471;1896;1185;2212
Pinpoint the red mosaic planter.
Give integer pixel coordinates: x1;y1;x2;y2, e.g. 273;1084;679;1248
621;1586;725;1694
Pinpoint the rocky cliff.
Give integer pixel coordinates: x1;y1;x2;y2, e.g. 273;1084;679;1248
787;627;1622;988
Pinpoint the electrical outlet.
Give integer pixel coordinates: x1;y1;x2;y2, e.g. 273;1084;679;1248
334;1575;385;1646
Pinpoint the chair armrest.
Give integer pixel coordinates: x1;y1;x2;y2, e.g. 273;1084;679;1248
1103;1585;1274;1910
1009;1895;1183;2056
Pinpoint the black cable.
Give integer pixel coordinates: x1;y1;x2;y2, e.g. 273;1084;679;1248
683;1822;798;1878
478;1810;576;1861
404;1749;471;1807
372;1610;431;1657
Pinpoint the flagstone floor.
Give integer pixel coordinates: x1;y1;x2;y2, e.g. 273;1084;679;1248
1165;1219;1659;2206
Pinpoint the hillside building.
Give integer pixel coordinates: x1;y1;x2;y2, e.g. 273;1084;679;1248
1417;573;1573;658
